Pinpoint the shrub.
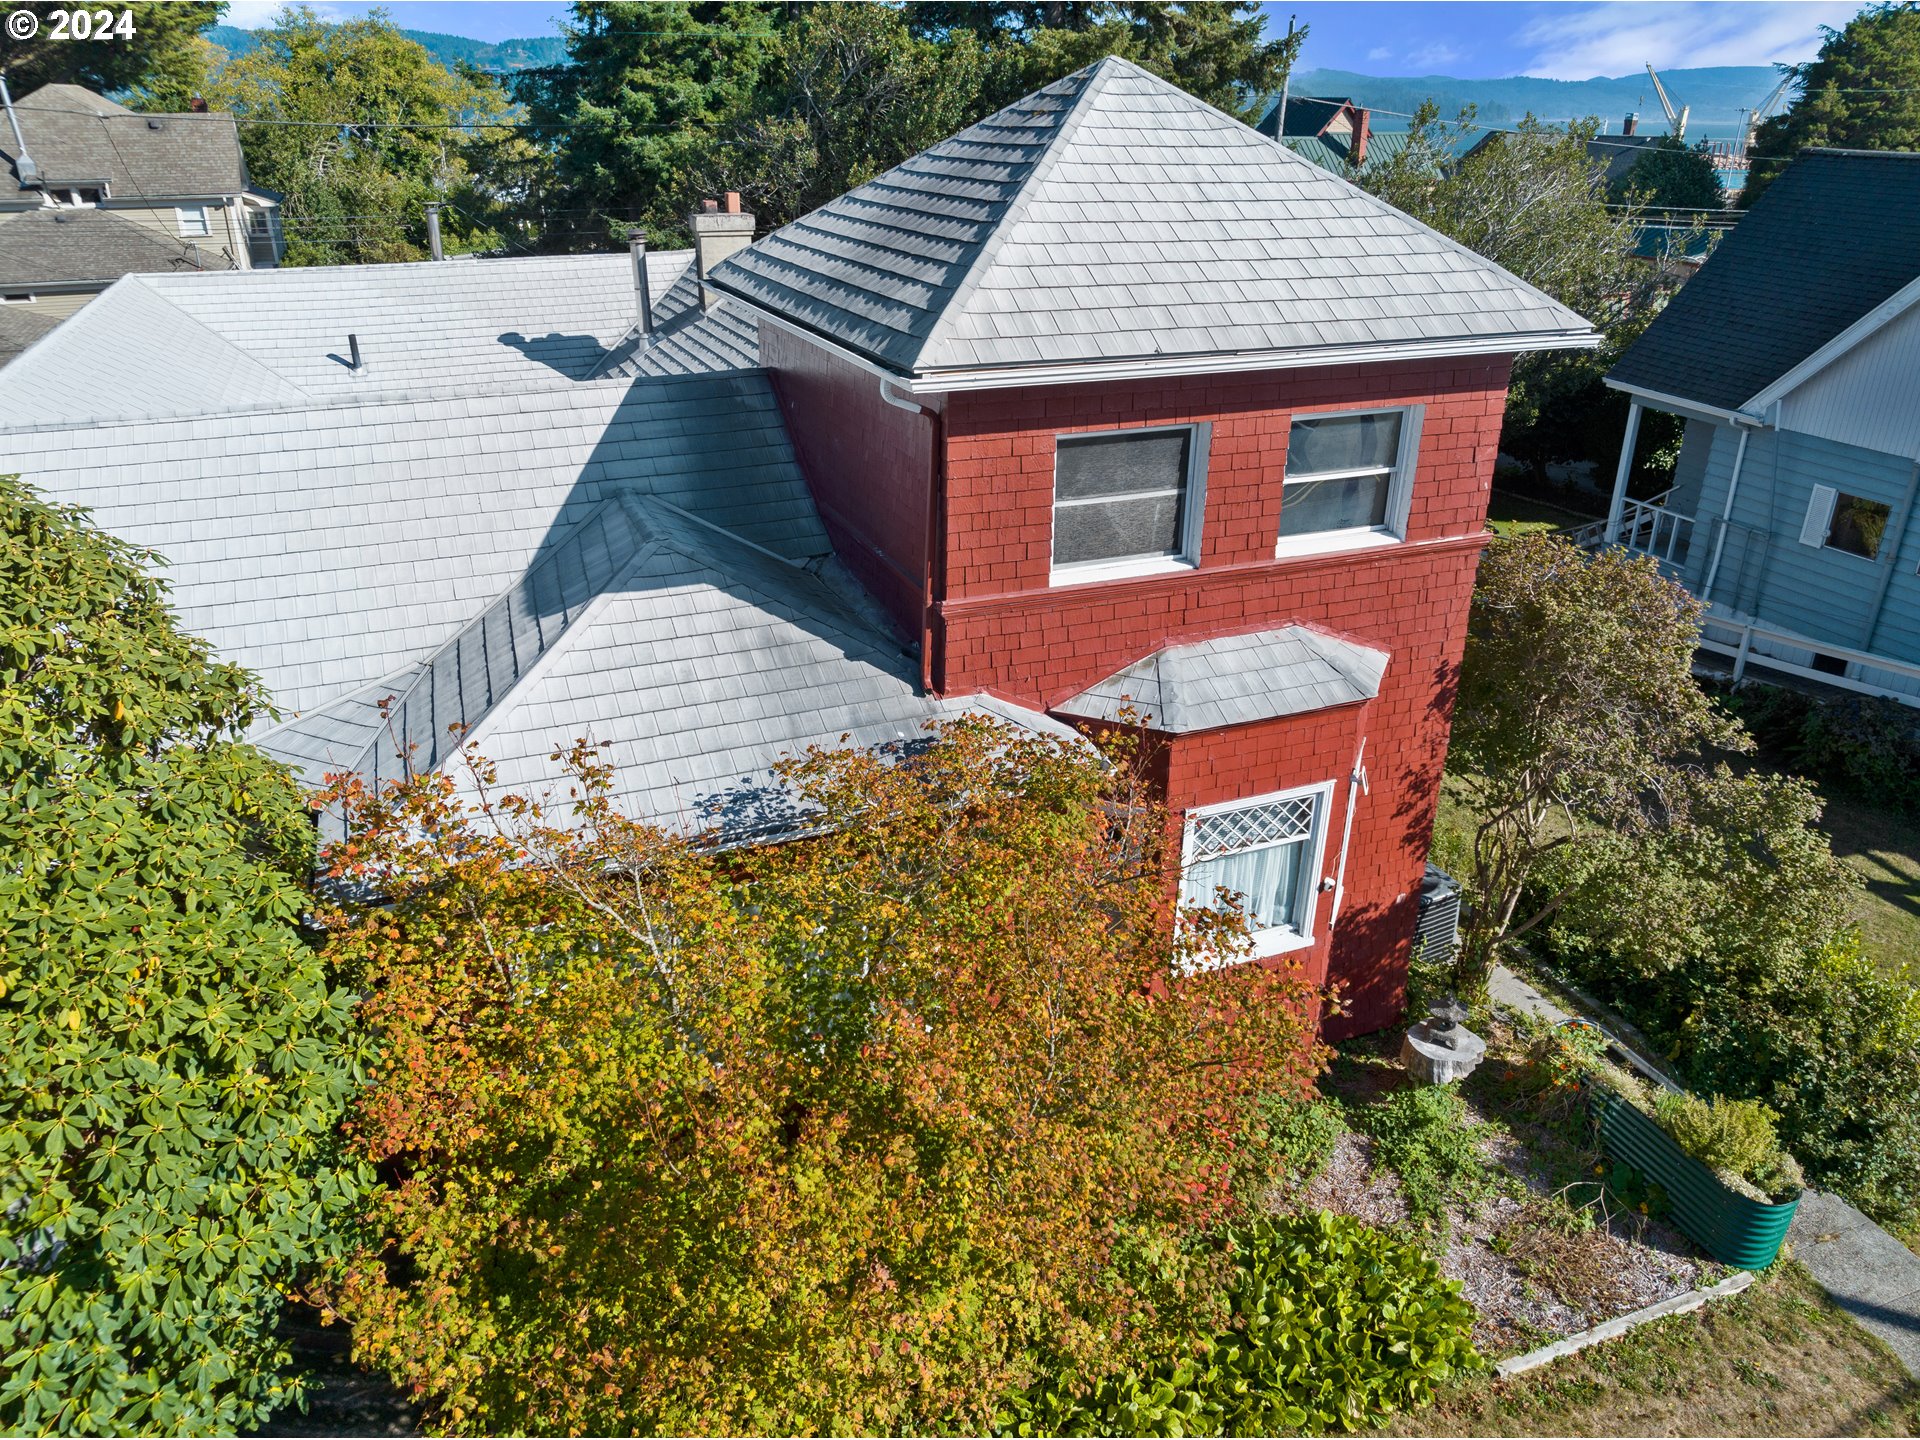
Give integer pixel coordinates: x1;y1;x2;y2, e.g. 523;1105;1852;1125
1351;1084;1498;1227
1231;1093;1348;1203
1721;682;1920;812
0;479;366;1434
1651;1093;1804;1202
999;1211;1482;1437
317;720;1327;1435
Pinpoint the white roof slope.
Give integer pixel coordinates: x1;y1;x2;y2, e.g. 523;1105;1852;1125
1055;626;1389;733
0;249;757;426
710;55;1597;381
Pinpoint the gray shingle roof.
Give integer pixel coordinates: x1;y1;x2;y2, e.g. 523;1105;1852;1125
263;494;1076;839
0;205;221;286
709;55;1595;378
3;83;250;197
1609;149;1920;413
0;249;747;426
0;303;61;365
1054;625;1389;732
0;370;829;718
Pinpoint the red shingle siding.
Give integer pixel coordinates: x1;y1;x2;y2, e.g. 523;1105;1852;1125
758;322;933;641
936;359;1508;1037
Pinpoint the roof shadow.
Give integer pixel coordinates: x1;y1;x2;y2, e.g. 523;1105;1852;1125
497;330;614;380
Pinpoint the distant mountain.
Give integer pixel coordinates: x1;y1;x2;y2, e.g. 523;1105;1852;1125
205;25;568;73
1290;65;1790;138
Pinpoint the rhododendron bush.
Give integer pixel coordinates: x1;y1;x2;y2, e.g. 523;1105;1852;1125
314;718;1325;1435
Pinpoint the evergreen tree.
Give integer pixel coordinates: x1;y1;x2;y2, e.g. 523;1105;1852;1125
1612;135;1725;211
0;2;224;107
1742;3;1920;206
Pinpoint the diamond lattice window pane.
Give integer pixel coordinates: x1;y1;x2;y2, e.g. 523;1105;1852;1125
1189;795;1316;861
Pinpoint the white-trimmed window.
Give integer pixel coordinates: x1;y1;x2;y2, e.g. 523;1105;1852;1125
1276;406;1421;556
176;205;211;238
2;292;35;304
1180;781;1334;961
1800;484;1891;562
1051;424;1207;583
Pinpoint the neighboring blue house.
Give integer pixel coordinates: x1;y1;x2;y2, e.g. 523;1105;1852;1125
1601;148;1920;704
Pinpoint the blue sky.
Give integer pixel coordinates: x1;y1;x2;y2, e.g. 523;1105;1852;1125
222;1;1856;78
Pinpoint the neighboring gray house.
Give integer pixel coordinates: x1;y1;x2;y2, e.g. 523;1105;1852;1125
0;82;283;351
1599;147;1920;703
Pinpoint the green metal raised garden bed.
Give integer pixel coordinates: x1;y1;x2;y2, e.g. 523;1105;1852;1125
1589;1086;1801;1269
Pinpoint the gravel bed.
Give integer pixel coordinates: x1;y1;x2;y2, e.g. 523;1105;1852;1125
1287;1063;1719;1358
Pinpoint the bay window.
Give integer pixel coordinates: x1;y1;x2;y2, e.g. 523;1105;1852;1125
1179;782;1333;962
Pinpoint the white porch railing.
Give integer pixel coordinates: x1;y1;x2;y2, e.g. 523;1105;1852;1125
1569;489;1694;569
1701;616;1920;708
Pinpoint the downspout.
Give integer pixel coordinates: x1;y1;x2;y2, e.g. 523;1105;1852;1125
1700;415;1762;605
1;75;40;187
1329;735;1368;933
879;376;944;694
1862;458;1920;654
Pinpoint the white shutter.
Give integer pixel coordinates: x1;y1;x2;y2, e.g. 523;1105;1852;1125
1799;484;1838;548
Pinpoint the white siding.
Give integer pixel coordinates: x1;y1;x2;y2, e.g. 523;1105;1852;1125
1779;302;1920;461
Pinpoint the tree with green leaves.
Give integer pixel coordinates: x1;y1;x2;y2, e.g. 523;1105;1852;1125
0;478;367;1435
210;6;525;265
1742;2;1920;206
1611;135;1724;210
0;2;225;108
1363;105;1691;487
514;1;784;245
1444;532;1752;998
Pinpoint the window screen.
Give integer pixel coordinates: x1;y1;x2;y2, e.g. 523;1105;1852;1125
1053;430;1192;567
1280;411;1405;539
177;206;210;237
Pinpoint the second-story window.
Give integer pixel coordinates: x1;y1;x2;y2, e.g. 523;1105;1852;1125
1051;425;1207;583
1277;407;1421;554
176;205;211;238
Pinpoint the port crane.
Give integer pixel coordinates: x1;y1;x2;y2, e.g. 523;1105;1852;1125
1645;62;1689;140
1741;73;1795;148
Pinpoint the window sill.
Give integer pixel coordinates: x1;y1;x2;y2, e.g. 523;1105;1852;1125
1272;528;1404;562
1049;553;1198;588
1250;928;1316;958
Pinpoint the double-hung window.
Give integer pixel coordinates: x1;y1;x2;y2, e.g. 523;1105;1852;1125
1179;782;1333;962
1051;425;1206;583
176;205;211;238
1277;407;1420;555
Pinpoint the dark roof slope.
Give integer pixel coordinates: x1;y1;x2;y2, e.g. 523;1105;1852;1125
0;207;222;285
1261;95;1357;139
1609;149;1920;412
0;304;60;365
2;83;249;196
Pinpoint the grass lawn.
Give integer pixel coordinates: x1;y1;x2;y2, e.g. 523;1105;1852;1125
1485;491;1604;538
1385;1263;1920;1437
1808;789;1920;978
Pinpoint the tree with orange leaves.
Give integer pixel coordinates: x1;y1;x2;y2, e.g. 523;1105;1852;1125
313;716;1325;1435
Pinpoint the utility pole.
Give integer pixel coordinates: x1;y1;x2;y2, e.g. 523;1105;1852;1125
1275;15;1297;136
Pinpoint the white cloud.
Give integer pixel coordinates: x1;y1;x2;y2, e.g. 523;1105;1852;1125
1515;0;1855;80
1368;45;1394;61
1408;42;1466;70
219;0;345;28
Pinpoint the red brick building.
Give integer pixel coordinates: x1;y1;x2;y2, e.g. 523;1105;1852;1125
711;58;1595;1035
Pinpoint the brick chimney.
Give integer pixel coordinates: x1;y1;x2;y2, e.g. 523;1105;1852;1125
689;191;754;312
188;96;209;114
1623;112;1638;136
1350;105;1371;167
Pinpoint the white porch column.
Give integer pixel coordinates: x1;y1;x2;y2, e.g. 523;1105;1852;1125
1603;399;1643;545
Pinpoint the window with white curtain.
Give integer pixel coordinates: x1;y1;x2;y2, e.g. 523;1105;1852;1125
1179;783;1333;961
1277;407;1420;555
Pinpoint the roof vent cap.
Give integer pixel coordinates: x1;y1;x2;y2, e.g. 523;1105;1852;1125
147;117;165;130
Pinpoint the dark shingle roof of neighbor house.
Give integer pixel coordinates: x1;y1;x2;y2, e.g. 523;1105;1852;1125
1;83;250;196
0;303;60;364
0;206;221;286
708;55;1595;379
1609;149;1920;413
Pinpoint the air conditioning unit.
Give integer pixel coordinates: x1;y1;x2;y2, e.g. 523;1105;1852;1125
1414;864;1461;967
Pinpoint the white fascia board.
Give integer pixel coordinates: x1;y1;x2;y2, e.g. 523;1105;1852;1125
1744;271;1920;412
724;292;1597;395
1603;379;1759;427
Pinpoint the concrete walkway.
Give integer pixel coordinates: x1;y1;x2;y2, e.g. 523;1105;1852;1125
1788;1191;1920;1380
1489;962;1920;1382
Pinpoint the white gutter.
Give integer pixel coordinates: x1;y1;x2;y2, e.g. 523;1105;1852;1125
1602;378;1756;427
724;290;1596;395
1700;411;1767;604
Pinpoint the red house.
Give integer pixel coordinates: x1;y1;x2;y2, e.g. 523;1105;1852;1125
708;58;1595;1035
